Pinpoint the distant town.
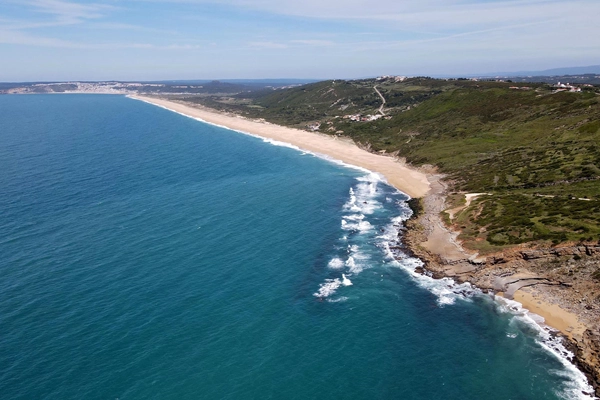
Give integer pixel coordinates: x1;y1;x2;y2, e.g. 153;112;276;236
3;81;221;95
2;72;600;96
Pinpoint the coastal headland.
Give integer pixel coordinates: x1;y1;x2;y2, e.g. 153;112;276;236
133;94;600;396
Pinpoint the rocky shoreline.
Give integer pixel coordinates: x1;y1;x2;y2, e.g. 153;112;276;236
402;174;600;397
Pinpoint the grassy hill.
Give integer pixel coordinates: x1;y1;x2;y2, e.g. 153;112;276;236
182;77;600;253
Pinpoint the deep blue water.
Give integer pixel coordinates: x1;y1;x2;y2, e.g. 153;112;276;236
0;94;592;399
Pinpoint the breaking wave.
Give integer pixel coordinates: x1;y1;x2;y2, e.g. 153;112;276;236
313;172;390;299
312;171;594;398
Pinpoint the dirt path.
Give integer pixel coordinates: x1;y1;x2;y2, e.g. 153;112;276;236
419;175;480;266
445;192;490;220
373;86;386;116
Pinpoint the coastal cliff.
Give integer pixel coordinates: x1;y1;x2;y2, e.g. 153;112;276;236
403;175;600;397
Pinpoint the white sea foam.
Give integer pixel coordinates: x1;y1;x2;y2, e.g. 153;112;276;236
327;258;345;270
314;273;353;299
318;173;399;299
376;219;406;261
260;137;305;151
327;296;348;303
342;174;384;215
326;169;594;398
346;245;371;274
343;214;365;221
378;241;394;261
377;226;400;241
347;244;359;254
342;274;353;286
340;192;477;307
343;188;360;212
256;136;379;179
391;255;478;306
313;278;342;298
356;172;385;184
358;220;374;231
341;219;373;233
391;253;594;397
380;215;595;398
344;256;358;273
495;296;596;399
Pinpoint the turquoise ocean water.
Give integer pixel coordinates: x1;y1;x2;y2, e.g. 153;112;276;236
0;94;593;399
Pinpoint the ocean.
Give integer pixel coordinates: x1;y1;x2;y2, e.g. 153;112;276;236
0;94;593;399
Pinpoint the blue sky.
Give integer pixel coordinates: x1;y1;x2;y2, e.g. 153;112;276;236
1;0;599;81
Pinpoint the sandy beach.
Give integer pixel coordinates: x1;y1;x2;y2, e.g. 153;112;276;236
131;95;430;199
513;290;587;339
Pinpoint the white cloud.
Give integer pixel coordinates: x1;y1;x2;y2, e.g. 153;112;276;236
0;0;117;32
25;0;115;24
0;29;201;50
291;39;334;46
248;39;336;49
0;29;81;47
249;41;288;49
134;0;600;41
163;43;203;49
138;0;598;25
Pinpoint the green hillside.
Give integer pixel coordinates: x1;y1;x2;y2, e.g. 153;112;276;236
183;77;600;252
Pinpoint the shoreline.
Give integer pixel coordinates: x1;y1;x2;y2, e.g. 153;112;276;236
403;179;600;395
405;175;591;337
131;94;599;396
130;95;430;199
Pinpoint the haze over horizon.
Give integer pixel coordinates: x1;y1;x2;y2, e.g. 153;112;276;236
1;0;599;81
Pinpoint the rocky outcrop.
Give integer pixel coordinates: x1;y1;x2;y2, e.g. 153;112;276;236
402;176;600;396
405;225;600;395
567;329;600;397
470;244;600;265
520;245;600;261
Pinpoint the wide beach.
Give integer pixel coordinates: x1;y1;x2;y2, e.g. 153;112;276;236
131;95;431;199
